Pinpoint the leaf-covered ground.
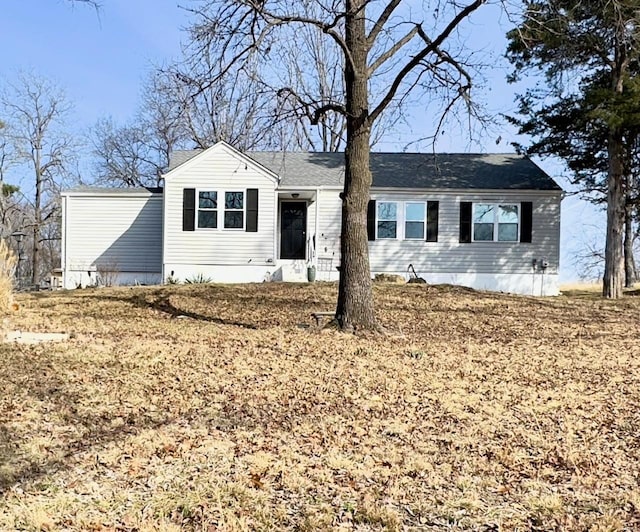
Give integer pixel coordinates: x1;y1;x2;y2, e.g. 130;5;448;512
1;283;640;531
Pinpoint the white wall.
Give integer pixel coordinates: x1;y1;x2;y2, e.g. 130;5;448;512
312;188;561;295
314;188;342;280
163;143;278;283
368;190;560;273
62;191;163;289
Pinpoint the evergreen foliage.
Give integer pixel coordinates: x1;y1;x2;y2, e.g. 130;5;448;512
506;0;640;295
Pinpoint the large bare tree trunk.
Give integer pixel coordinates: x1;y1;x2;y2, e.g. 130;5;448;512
603;129;625;298
335;0;377;331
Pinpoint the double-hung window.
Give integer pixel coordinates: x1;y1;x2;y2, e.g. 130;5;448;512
198;191;218;228
185;188;257;233
377;202;397;239
405;202;426;240
196;190;245;229
372;200;436;240
224;191;244;229
473;203;519;242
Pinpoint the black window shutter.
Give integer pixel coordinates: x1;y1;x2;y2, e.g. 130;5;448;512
520;201;533;243
426;201;439;242
246;189;259;232
183;188;195;231
367;200;376;241
459;202;472;243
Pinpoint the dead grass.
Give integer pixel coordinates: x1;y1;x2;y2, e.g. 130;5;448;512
1;282;640;530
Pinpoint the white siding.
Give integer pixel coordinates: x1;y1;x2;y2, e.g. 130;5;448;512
163;144;278;282
316;189;342;260
369;191;560;275
312;189;561;293
62;192;163;288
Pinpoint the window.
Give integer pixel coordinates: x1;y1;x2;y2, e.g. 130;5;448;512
377;202;397;239
369;199;438;241
405;202;426;239
224;191;244;229
473;203;519;242
198;191;217;228
498;205;519;241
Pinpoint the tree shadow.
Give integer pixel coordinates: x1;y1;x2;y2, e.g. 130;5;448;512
129;292;259;330
84;290;259;330
78;284;340;330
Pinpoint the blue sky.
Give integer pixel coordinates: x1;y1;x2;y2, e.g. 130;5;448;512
0;1;188;121
0;0;602;282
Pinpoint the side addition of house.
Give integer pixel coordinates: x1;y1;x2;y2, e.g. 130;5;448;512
61;141;562;295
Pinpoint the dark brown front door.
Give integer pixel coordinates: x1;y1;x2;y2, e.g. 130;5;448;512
280;202;307;259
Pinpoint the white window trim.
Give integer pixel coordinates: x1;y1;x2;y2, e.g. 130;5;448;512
404;201;427;240
196;189;247;231
376;200;399;240
375;200;430;240
472;202;520;243
223;190;246;230
196;189;219;230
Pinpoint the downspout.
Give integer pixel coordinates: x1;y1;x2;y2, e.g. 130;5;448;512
274;187;279;264
61;195;67;289
161;180;167;283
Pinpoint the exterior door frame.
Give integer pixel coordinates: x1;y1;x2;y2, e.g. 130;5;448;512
279;200;307;260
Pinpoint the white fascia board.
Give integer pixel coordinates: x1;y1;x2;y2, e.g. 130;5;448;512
162;140;280;184
61;190;163;198
370;187;561;197
277;185;343;191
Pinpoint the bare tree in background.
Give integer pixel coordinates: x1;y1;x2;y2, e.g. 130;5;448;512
92;35;351;188
139;71;189;176
0;73;75;285
91;71;191;188
0;122;22;235
92;117;158;187
269;10;347;151
184;0;485;331
168;54;286;150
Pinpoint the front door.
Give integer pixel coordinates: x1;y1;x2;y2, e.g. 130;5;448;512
280;202;307;260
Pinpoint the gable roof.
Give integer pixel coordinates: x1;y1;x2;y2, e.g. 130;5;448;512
163;142;279;183
168;150;561;191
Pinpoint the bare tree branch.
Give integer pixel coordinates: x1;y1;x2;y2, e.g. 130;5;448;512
368;25;418;76
367;0;401;45
369;0;485;124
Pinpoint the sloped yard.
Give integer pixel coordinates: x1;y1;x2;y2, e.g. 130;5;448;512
1;282;640;531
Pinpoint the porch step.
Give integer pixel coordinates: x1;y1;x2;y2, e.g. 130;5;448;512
272;261;308;282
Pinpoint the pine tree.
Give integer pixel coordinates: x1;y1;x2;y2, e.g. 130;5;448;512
506;0;640;297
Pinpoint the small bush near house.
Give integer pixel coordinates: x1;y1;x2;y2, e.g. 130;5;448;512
94;260;120;287
184;273;213;284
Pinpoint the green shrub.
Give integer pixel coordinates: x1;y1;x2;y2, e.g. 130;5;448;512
184;273;213;284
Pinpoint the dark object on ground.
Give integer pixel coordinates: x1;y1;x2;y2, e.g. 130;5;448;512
407;264;427;284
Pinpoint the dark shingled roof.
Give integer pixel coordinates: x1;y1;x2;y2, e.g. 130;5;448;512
167;150;561;191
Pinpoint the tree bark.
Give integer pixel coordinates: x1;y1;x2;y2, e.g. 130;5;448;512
335;0;378;331
31;150;42;286
603;15;630;299
624;200;637;287
603;128;625;298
